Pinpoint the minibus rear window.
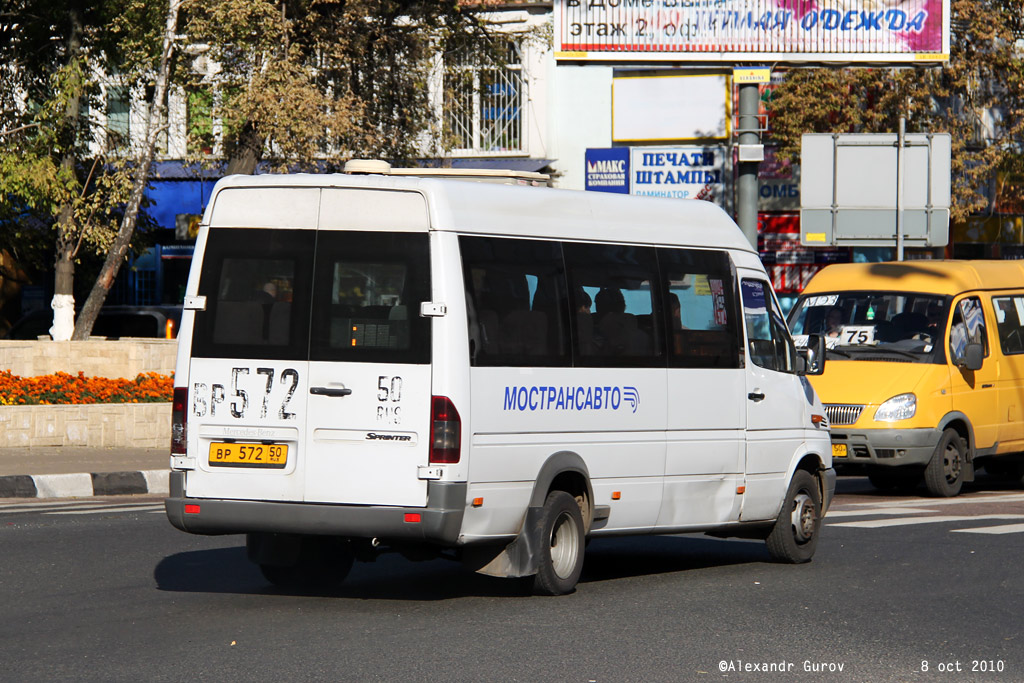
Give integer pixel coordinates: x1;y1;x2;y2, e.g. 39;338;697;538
309;231;431;364
192;228;315;361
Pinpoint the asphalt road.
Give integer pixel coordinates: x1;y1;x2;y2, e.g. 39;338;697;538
1;478;1022;682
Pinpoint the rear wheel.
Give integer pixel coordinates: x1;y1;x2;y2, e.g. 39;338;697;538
924;429;965;497
766;470;821;564
531;491;585;596
249;534;354;591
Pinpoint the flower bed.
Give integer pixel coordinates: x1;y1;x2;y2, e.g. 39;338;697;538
0;370;173;405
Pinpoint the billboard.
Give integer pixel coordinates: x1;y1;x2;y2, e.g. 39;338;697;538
612;73;729;141
555;0;950;64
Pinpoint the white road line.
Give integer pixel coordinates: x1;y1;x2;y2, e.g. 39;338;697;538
826;507;938;518
830;514;1024;529
843;493;1024;508
48;504;165;516
0;500;87;508
0;503;106;514
951;523;1024;535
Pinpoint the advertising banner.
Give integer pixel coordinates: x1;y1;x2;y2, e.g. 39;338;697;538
759;214;848;294
630;146;726;202
585;148;631;193
555;0;949;64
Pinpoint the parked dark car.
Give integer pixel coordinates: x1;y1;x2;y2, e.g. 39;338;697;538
3;305;182;340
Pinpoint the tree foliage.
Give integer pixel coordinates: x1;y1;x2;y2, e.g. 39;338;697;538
180;0;505;173
0;0;169;331
769;0;1024;222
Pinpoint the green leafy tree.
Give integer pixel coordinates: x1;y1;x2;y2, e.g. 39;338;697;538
180;0;506;174
0;0;180;339
769;0;1024;223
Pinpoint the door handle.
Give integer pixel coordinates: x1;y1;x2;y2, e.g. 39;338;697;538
748;392;765;402
310;386;353;397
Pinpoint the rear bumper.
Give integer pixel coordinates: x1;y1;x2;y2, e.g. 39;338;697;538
164;472;466;545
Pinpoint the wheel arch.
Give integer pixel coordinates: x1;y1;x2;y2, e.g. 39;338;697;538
527;450;594;526
468;450;593;580
938;412;973;453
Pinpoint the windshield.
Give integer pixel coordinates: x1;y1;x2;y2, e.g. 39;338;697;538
788;291;950;363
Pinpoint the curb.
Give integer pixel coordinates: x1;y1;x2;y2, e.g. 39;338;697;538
0;469;169;499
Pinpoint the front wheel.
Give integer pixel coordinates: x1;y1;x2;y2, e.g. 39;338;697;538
765;470;822;564
924;429;965;497
531;491;585;596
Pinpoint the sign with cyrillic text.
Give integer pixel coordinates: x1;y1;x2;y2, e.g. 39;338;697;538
630;146;725;203
555;0;950;64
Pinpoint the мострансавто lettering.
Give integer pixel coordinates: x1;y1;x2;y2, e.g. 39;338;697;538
503;385;640;413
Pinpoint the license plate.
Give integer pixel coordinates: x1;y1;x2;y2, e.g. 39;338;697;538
209;442;288;468
832;443;848;458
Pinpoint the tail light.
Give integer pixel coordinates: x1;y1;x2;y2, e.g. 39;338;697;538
429;396;461;464
171;387;187;455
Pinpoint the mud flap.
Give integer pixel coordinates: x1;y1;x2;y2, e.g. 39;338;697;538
468;506;545;578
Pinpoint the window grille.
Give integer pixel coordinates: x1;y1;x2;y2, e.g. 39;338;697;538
444;41;524;154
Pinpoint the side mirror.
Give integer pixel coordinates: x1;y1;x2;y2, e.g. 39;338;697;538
957;342;984;371
798;334;827;376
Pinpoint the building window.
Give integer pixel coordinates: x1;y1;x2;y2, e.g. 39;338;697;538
444;40;524;154
107;86;130;149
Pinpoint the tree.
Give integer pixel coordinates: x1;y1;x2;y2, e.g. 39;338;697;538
74;0;183;340
0;0;172;339
179;0;506;174
768;0;1024;223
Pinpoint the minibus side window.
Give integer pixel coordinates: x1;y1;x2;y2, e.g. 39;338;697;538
564;243;664;368
460;236;570;367
192;228;315;361
993;296;1024;355
949;297;988;361
741;279;797;373
658;247;741;369
309;231;431;364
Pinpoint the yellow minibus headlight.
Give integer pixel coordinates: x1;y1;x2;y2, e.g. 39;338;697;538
874;393;917;422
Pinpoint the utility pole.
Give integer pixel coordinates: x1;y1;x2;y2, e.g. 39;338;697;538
735;78;765;250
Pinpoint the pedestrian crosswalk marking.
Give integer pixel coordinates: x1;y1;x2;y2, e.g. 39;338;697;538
48;503;165;515
0;500;163;516
830;514;1024;529
951;523;1024;535
843;492;1024;509
826;506;937;518
0;503;107;514
0;500;81;508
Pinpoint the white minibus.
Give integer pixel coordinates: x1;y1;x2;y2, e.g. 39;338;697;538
165;172;835;595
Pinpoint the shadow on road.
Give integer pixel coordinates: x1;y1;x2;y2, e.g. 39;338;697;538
154;534;774;600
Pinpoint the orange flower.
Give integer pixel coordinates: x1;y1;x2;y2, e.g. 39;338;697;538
0;371;174;405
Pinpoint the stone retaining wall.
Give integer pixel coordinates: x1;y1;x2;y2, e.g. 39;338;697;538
0;339;177;378
0;340;176;448
0;402;171;449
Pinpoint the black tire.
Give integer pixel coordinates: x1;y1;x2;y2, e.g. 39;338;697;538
254;536;354;591
531;491;585;596
867;467;921;493
766;470;822;564
924;428;965;497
